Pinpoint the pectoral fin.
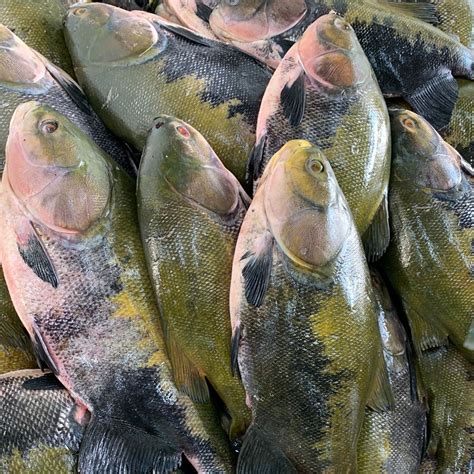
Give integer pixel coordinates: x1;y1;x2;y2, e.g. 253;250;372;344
363;193;390;262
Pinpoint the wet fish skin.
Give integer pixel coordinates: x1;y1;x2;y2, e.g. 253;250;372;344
251;12;391;259
231;140;391;472
0;0;75;77
442;79;474;167
138;116;251;441
0;369;85;474
383;109;473;362
209;0;474;131
64;3;272;185
409;313;473;473
357;269;427;473
0;25;135;177
0;102;235;473
0;266;36;375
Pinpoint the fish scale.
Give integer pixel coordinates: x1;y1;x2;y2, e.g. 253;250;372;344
64;3;272;184
0;370;84;474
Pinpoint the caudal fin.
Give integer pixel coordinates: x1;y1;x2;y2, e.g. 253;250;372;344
79;416;182;473
237;425;296;474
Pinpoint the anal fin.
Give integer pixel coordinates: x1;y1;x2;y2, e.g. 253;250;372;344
406;72;459;131
237;425;297;474
367;348;395;412
79;416;182;474
33;326;59;375
167;337;209;403
363;193;390;262
404;304;448;355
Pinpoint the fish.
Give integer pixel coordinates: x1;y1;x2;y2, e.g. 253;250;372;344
64;3;272;184
250;12;391;260
383;109;474;362
0;25;136;177
230;139;392;472
156;0;220;38
421;0;473;48
0;0;75;77
209;0;474;131
0;265;36;374
442;79;473;167
0;101;235;473
138;116;251;441
0;369;86;474
96;0;160;10
357;269;427;473
409;313;473;473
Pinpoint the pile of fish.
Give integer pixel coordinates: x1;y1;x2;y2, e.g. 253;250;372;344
0;0;472;472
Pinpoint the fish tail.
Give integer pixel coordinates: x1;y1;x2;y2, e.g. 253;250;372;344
78;415;182;473
237;424;297;474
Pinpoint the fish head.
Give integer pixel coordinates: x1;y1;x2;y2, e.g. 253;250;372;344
0;25;47;87
4;102;111;235
209;0;306;42
263;140;351;272
140;115;245;218
65;3;167;66
297;13;371;92
390;109;464;193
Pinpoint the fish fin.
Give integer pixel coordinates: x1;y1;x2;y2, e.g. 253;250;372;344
23;372;63;391
79;416;182;474
160;22;214;47
460;156;474;177
167;336;210;403
280;72;306;127
237;425;297;474
16;222;59;289
380;1;438;24
405;306;448;354
241;232;274;307
367;351;394;412
362;193;390;262
230;325;241;378
406;72;458;131
32;326;59;375
195;2;212;22
44;59;92;116
247;135;267;191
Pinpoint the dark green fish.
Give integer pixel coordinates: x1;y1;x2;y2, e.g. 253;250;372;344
64;3;272;184
410;314;473;473
230;140;392;472
250;12;391;260
0;25;135;176
0;0;74;77
0;102;235;473
138;116;251;441
0;370;86;474
209;0;474;131
443;79;473;167
357;269;427;473
383;109;473;362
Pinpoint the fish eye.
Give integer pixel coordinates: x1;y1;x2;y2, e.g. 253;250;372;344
73;7;88;16
40;120;59;135
176;125;191;138
306;158;324;176
401;117;417;131
225;0;240;5
334;17;350;31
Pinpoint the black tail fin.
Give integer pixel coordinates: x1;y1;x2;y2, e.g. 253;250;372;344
79;416;182;474
237;425;296;474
